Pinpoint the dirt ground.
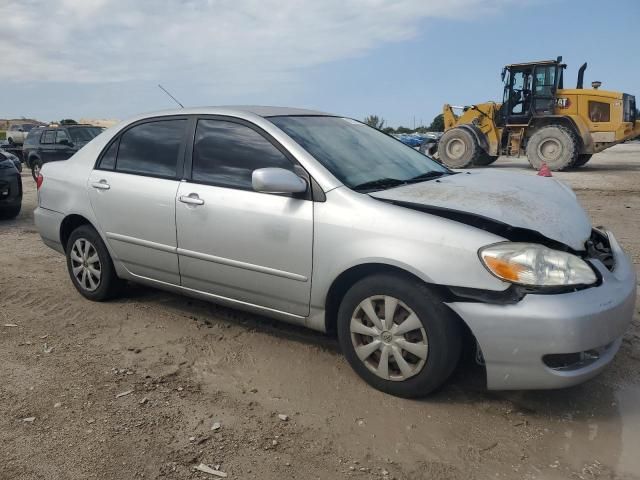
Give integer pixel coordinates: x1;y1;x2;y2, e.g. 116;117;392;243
1;144;639;480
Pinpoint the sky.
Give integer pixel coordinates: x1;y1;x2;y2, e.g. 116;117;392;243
1;0;638;127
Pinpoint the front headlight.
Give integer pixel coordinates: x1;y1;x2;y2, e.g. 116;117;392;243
479;243;597;287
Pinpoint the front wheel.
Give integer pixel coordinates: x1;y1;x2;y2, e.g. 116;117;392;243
337;273;462;398
572;154;593;168
0;204;21;220
437;128;483;168
66;225;122;301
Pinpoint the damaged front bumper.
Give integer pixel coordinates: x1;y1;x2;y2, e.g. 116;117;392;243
447;231;637;390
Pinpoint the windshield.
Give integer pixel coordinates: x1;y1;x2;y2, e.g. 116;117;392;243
22;124;35;131
68;127;104;143
269;116;449;191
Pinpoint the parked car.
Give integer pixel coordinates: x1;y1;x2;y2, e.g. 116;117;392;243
0;149;22;172
23;124;104;180
6;123;37;145
0;154;22;219
34;107;636;398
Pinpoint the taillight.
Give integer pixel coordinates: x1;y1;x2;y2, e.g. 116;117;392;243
36;174;44;190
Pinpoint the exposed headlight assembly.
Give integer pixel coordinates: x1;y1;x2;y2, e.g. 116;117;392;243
479;243;597;287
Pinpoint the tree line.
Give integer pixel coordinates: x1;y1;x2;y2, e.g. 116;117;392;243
363;114;444;134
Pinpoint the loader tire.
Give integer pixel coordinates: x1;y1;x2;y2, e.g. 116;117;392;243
474;153;498;166
572;154;592;168
437;128;483;168
526;125;579;171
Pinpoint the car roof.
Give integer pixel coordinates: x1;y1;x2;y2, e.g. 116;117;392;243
127;105;334;120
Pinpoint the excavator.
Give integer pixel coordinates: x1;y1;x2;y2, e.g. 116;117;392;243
438;56;640;170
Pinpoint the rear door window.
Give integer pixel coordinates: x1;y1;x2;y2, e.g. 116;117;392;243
115;119;186;178
191;119;294;190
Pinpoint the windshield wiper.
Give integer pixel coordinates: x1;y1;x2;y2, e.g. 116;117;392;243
405;171;449;183
352;178;406;192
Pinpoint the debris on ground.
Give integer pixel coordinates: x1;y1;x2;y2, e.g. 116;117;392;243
115;389;134;399
3;323;18;327
43;343;54;353
278;414;289;422
211;422;221;431
22;417;36;423
194;463;228;477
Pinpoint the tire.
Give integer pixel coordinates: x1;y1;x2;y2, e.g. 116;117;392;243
419;140;437;157
0;204;21;220
437;128;484;168
30;158;42;181
65;224;122;301
525;125;579;171
474;152;498;166
572;154;593;168
7;137;14;145
337;273;462;398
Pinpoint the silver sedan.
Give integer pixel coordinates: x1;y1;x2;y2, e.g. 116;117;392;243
34;107;636;397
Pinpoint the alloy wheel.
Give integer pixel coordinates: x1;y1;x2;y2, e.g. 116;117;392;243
70;238;102;292
350;295;428;381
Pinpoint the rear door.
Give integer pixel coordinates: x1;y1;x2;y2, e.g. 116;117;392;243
88;117;189;284
175;117;313;316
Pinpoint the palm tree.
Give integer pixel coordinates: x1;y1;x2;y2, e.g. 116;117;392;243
363;115;385;130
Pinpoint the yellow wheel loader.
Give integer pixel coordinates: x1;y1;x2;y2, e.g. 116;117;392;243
439;56;640;170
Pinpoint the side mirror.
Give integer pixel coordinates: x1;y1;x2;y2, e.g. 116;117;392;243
252;167;307;194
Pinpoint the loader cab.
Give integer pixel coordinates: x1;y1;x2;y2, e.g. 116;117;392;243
498;58;565;126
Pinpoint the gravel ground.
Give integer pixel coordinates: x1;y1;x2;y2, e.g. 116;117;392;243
1;144;639;480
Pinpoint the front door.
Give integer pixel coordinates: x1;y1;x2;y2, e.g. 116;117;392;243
53;129;75;161
88;118;188;284
175;117;313;317
505;68;533;125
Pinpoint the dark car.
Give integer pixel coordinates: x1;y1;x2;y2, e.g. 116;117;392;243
0;155;22;219
0;149;22;172
23;124;104;180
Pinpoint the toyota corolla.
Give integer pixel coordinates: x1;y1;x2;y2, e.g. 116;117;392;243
34;107;636;397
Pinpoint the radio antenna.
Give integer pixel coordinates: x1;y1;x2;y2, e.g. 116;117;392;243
158;84;184;108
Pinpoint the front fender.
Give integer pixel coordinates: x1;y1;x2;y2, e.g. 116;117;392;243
309;188;510;315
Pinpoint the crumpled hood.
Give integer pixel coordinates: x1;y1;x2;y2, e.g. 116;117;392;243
370;170;592;251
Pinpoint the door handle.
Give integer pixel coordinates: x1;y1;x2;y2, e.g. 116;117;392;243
91;180;110;190
179;193;204;206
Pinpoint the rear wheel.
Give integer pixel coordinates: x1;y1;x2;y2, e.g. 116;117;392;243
437;128;484;168
337;273;462;398
30;158;42;181
66;225;122;301
572;154;593;168
526;125;579;171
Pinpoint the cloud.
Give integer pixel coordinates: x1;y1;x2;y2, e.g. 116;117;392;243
0;0;512;92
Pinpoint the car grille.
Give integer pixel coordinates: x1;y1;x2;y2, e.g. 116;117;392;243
585;228;614;271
